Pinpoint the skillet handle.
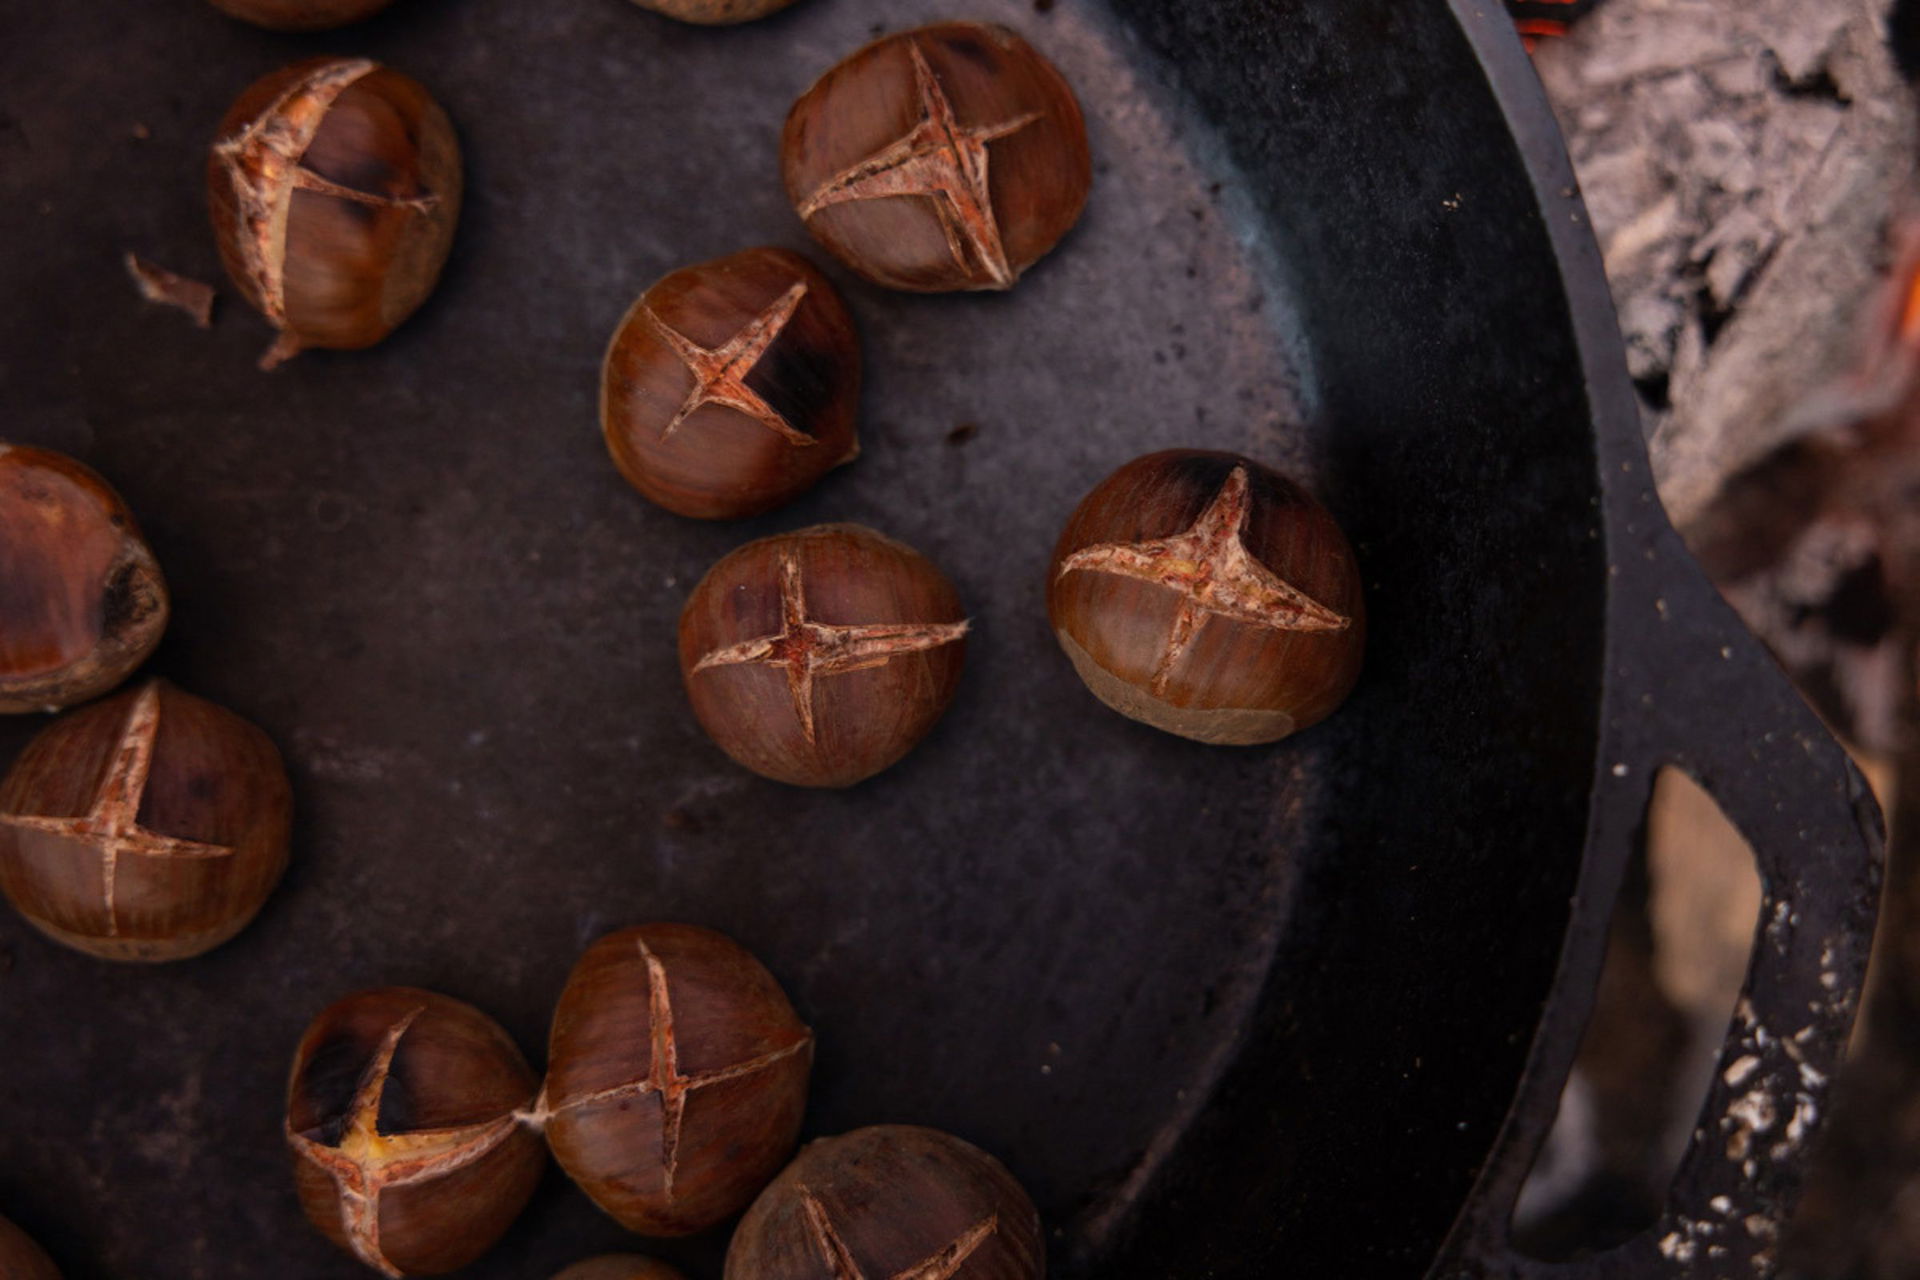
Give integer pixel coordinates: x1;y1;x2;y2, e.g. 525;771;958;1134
1430;525;1885;1279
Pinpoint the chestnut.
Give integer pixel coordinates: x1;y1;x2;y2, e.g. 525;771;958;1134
603;248;860;520
1047;450;1364;746
287;987;545;1277
0;445;168;715
629;0;799;23
553;1258;687;1280
0;679;291;961
206;0;400;30
679;524;968;788
0;1214;60;1280
726;1126;1043;1280
782;22;1091;293
545;924;813;1236
207;57;462;369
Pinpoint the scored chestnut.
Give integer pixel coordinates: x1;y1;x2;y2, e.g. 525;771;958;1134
545;924;813;1236
208;57;462;369
782;22;1091;292
0;679;291;962
629;0;799;22
1048;450;1364;746
0;445;168;715
679;524;968;788
287;988;546;1278
726;1126;1043;1280
603;247;860;520
0;1214;61;1280
206;0;400;29
553;1258;688;1280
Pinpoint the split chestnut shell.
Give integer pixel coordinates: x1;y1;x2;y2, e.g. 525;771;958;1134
287;987;545;1277
207;57;462;368
1047;450;1365;746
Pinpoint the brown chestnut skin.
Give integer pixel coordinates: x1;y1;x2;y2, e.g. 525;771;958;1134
783;22;1091;293
603;248;860;520
545;924;814;1237
208;57;462;369
0;679;291;962
0;445;168;715
725;1126;1043;1280
679;524;968;788
287;988;546;1277
206;0;400;30
1047;450;1365;746
630;0;799;22
553;1257;688;1280
0;1215;61;1280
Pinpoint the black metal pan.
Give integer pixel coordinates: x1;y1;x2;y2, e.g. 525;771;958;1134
0;0;1882;1276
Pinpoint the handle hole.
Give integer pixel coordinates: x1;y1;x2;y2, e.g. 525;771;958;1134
1511;765;1761;1261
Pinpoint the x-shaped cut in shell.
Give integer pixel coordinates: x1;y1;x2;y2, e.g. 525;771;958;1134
691;550;970;746
801;1188;999;1280
0;683;233;939
1055;466;1351;697
645;280;815;447
549;935;813;1200
286;1007;533;1278
211;58;440;363
798;39;1042;288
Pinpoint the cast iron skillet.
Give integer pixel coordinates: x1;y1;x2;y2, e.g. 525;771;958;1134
0;0;1881;1277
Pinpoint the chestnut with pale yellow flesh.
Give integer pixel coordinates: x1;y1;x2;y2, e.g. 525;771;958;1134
553;1257;688;1280
726;1126;1043;1280
287;988;545;1277
603;248;860;520
782;23;1090;293
206;0;400;30
1048;450;1364;746
0;1214;61;1280
0;680;290;961
545;924;813;1237
630;0;799;22
208;57;462;369
679;524;968;788
0;445;168;715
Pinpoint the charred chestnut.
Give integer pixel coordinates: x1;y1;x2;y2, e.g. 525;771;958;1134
726;1126;1042;1280
545;924;813;1236
783;22;1090;292
208;57;462;368
287;988;545;1277
630;0;799;22
206;0;400;29
1047;450;1364;745
603;247;860;520
0;680;291;961
553;1258;688;1280
679;524;968;788
0;445;167;715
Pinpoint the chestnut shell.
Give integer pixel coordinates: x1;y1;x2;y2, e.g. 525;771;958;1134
207;57;462;367
678;524;968;788
1047;450;1365;745
602;247;860;520
782;22;1090;292
205;0;400;30
725;1126;1043;1280
545;924;814;1237
287;987;545;1277
630;0;799;23
0;444;168;715
0;1214;61;1280
0;679;291;962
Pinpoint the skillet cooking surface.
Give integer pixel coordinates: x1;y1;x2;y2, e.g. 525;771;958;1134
0;1;1605;1275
